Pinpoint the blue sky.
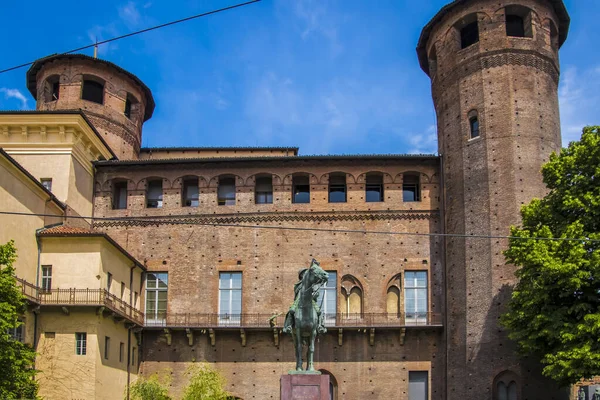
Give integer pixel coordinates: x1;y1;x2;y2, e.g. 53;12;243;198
0;0;597;155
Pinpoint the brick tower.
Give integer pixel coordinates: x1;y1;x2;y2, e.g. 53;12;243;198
417;0;569;399
26;54;155;159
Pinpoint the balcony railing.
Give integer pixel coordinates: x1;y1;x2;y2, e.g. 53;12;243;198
145;312;442;329
15;278;144;326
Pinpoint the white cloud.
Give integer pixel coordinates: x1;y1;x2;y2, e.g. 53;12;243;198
558;65;600;145
0;88;29;110
119;1;142;27
406;125;438;155
290;0;343;58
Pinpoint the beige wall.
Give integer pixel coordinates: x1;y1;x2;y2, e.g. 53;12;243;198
0;155;63;283
100;241;143;305
40;238;103;289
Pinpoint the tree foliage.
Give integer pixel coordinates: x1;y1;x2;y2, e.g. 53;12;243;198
128;371;172;400
502;127;600;386
181;363;231;400
0;240;39;399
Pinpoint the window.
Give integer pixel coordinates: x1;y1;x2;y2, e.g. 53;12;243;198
409;371;428;400
107;272;112;293
328;173;347;203
403;174;421;202
217;177;236;206
75;332;86;355
44;75;60;102
341;275;363;318
365;173;384;202
219;272;242;326
104;336;110;360
470;116;480;139
146;179;163;208
405;271;428;324
255;176;273;204
292;175;310;204
460;19;479;49
41;266;52;292
124;94;138;119
121;282;126;300
506;6;532;38
146;273;168;325
386;286;400;317
131;347;136;366
183;178;199;207
82;79;104;104
9;323;23;343
113;181;127;210
41;178;52;192
119;342;124;362
134;291;139;308
318;271;337;326
494;372;519;400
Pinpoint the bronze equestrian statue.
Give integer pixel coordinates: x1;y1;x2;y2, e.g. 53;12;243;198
283;259;329;372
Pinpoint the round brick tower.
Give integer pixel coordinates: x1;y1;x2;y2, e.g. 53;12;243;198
27;54;155;159
417;0;569;399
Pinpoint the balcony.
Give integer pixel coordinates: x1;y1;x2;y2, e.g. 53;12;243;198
144;312;443;329
15;278;144;326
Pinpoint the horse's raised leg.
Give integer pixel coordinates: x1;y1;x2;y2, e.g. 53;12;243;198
307;329;316;372
294;328;303;371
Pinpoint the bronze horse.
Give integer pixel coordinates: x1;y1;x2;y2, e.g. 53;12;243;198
284;259;329;372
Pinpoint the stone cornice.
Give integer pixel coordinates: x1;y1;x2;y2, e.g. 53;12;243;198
93;209;439;228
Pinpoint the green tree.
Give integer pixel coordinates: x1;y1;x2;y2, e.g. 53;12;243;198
502;127;600;386
0;240;39;399
128;372;172;400
181;363;231;400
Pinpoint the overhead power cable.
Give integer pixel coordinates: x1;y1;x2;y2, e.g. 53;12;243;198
1;210;598;243
0;0;261;75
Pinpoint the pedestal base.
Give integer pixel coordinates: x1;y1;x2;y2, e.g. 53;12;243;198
280;374;330;400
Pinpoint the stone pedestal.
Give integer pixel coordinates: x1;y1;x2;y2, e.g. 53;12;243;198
280;374;330;400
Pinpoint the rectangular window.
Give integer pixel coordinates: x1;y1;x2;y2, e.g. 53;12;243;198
255;176;273;204
366;175;384;202
328;175;347;203
113;181;128;210
51;81;60;101
134;291;139;308
318;271;337;326
124;97;132;119
405;271;428;325
82;80;104;104
41;178;52;192
409;371;428;400
145;273;168;325
217;177;236;206
9;323;24;343
107;272;112;293
104;336;110;360
460;21;479;49
41;266;52;292
292;175;310;204
146;180;163;208
119;342;124;362
183;178;199;207
121;282;126;300
219;272;242;326
75;332;87;355
470;116;480;139
403;175;421;202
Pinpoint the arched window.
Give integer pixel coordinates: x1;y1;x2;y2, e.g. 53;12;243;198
494;371;520;400
124;93;139;119
470;116;480;139
218;176;236;206
318;370;338;400
403;173;421;202
82;77;105;104
292;174;310;204
341;275;363;320
386;274;401;317
328;173;347;203
456;14;479;49
43;75;60;102
506;6;533;38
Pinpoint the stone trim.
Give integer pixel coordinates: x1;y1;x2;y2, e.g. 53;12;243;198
93;210;439;228
434;49;560;92
84;110;140;149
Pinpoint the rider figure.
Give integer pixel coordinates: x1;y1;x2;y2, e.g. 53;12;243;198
283;268;327;334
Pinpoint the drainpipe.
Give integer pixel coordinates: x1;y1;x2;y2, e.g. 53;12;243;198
126;264;135;400
33;227;45;349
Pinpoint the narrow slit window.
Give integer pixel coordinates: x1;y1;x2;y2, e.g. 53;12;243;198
460;20;479;49
218;177;236;206
328;174;347;203
470;116;480;139
82;79;104;104
104;336;110;360
292;175;310;204
113;181;127;210
366;174;384;202
146;180;163;208
183;178;199;207
255;176;273;204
